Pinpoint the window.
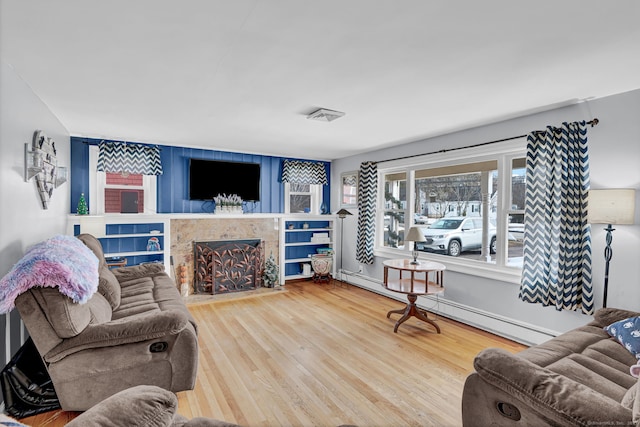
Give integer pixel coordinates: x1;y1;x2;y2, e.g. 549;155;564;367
383;172;407;249
284;182;322;214
340;171;358;207
89;146;157;214
376;140;526;278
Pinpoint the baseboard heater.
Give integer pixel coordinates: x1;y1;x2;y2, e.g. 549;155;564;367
340;269;560;346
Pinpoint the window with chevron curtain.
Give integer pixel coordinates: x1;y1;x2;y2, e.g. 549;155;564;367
281;160;328;214
356;161;377;264
518;121;594;315
281;160;328;185
97;141;163;175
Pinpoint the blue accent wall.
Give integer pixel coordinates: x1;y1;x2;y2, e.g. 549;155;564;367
70;137;331;214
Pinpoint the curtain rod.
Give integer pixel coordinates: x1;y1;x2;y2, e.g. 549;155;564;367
375;118;599;165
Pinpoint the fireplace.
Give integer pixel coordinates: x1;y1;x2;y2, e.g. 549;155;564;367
194;239;263;294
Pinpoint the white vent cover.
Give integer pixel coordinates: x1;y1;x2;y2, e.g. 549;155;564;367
307;108;345;122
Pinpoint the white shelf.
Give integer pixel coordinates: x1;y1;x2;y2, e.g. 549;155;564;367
104;250;164;257
285;241;333;247
285;228;332;232
101;233;164;239
284;273;314;280
285;257;314;264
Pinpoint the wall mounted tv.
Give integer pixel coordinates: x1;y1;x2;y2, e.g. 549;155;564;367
188;159;260;201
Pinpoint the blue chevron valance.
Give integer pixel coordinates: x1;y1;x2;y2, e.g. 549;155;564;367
281;160;327;185
518;121;593;315
97;141;163;176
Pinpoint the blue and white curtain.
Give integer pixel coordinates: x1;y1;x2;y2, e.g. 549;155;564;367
519;121;593;314
97;141;163;175
281;160;328;185
356;161;377;264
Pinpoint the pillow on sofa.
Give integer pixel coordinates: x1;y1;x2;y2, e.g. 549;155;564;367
604;316;640;359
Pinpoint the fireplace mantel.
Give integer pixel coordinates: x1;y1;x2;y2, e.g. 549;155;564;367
68;213;335;295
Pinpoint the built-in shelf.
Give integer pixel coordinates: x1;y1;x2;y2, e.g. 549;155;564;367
69;216;169;271
279;216;336;285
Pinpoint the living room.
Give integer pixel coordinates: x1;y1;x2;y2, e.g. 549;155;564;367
1;1;639;425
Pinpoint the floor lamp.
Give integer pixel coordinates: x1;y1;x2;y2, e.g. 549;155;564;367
336;208;353;282
587;189;636;308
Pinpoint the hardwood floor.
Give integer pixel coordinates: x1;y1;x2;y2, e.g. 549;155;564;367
21;281;526;426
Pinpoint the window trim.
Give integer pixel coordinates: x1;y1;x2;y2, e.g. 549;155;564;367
375;139;526;283
89;145;157;214
284;182;322;214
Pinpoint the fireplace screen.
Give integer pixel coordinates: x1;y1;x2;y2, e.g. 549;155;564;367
194;239;263;294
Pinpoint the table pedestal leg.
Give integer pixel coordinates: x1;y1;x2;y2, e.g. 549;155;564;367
386;294;441;334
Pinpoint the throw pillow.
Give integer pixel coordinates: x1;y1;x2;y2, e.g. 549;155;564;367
604;316;640;359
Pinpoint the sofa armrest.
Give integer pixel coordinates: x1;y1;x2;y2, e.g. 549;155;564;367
474;348;633;425
67;385;177;427
111;263;166;282
44;310;189;363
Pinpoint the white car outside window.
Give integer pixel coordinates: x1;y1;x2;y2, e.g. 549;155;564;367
418;217;496;257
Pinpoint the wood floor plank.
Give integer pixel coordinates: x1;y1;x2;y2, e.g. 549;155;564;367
21;281;526;426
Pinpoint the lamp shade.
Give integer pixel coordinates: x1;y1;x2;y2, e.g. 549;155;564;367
336;208;353;219
587;189;636;225
405;226;427;242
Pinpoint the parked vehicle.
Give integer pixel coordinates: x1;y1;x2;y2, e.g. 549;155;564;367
417;217;496;257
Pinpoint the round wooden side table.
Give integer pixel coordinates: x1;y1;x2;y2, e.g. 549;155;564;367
382;259;445;333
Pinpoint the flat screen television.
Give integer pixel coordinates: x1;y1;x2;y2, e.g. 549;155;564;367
189;159;260;201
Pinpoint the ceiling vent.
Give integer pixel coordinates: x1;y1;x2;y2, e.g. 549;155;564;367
307;108;345;122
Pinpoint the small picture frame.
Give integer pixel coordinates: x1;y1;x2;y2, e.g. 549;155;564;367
340;171;358;207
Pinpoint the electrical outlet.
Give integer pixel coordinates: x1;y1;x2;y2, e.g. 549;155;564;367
358;265;364;273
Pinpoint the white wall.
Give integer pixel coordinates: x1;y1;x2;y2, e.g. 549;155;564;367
0;61;70;363
331;90;640;344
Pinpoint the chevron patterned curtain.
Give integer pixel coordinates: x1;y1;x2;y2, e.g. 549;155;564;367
97;141;163;175
281;160;328;185
356;161;377;264
519;121;593;315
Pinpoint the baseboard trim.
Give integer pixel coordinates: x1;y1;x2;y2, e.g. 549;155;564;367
340;270;560;346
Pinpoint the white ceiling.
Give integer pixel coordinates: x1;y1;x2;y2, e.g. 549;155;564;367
2;1;640;161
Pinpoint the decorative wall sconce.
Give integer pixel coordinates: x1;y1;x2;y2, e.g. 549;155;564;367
24;130;67;209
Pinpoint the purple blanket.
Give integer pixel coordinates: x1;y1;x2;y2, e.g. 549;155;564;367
0;235;99;313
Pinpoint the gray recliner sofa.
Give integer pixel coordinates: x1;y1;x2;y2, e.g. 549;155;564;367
15;233;199;411
462;307;640;426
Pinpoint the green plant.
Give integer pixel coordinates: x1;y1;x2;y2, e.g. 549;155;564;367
263;252;279;287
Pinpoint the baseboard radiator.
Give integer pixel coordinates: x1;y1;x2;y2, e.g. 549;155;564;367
340;269;559;346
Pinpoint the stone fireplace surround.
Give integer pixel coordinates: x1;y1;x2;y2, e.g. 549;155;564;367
171;216;279;296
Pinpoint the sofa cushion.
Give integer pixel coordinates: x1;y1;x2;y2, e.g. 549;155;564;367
98;266;121;309
594;308;640;328
605;316;640;359
622;381;637;409
66;385;177;427
77;233;106;270
88;293;113;324
634;377;640;424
